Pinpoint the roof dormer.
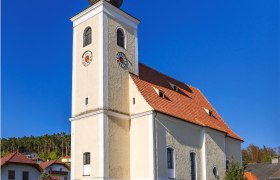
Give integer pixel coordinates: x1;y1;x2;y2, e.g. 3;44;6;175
203;107;214;117
169;82;179;92
153;87;165;98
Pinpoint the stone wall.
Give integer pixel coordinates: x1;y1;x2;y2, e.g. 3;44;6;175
107;17;136;114
155;113;203;180
205;129;226;180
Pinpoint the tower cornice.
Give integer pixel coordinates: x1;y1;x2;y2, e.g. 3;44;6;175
71;0;140;28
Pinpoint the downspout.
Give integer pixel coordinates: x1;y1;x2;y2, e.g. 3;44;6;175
202;128;207;180
224;135;227;170
154;111;158;180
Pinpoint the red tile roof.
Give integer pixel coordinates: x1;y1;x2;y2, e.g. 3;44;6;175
1;152;42;172
244;172;258;180
130;63;243;141
50;175;61;180
40;160;70;170
62;155;71;159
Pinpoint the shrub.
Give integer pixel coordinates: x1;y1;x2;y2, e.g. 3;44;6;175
225;161;246;180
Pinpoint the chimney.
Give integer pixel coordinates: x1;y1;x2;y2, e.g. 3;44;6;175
272;156;279;164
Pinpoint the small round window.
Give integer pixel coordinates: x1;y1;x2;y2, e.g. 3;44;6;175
213;167;218;178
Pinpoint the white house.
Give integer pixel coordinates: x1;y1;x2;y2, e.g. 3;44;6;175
61;156;71;164
70;0;244;179
39;160;70;180
1;152;42;180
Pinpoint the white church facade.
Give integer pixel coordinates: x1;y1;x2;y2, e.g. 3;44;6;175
69;1;243;179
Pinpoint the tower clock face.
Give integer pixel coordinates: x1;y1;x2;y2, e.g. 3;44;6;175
82;51;93;67
116;52;128;69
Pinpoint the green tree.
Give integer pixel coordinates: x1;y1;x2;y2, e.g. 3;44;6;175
39;152;47;161
1;151;11;157
242;145;277;164
1;133;71;158
225;161;246;180
49;151;58;160
40;172;51;180
262;146;276;162
242;149;250;167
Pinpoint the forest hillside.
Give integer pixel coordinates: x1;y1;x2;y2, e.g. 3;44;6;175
1;133;70;161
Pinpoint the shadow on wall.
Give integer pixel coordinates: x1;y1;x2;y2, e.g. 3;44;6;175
155;114;203;149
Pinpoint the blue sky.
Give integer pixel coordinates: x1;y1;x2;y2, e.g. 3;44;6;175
2;0;279;148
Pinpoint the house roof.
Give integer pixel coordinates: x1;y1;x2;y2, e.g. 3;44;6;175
130;63;243;141
244;172;258;180
270;168;280;179
62;155;71;159
49;175;61;180
1;152;42;172
245;163;280;180
22;152;37;155
39;160;70;170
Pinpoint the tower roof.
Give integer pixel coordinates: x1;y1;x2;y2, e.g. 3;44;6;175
88;0;123;8
130;63;243;141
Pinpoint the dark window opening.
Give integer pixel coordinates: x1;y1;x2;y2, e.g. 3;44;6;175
133;98;136;104
209;110;213;117
85;97;89;105
167;147;174;169
22;171;29;180
213;167;218;178
117;29;125;48
159;91;165;98
190;152;196;180
226;160;230;170
83;152;90;165
173;85;178;91
83;27;92;47
8;170;15;180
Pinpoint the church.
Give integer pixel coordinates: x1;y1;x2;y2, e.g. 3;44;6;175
69;0;243;179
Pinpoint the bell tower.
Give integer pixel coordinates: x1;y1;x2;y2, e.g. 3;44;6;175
70;0;140;179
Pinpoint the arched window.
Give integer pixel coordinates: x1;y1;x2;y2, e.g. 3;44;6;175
167;147;175;179
83;27;92;47
117;28;125;48
190;152;197;180
226;160;230;170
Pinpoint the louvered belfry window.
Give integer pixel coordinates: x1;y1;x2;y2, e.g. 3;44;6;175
83;27;92;47
117;28;125;48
